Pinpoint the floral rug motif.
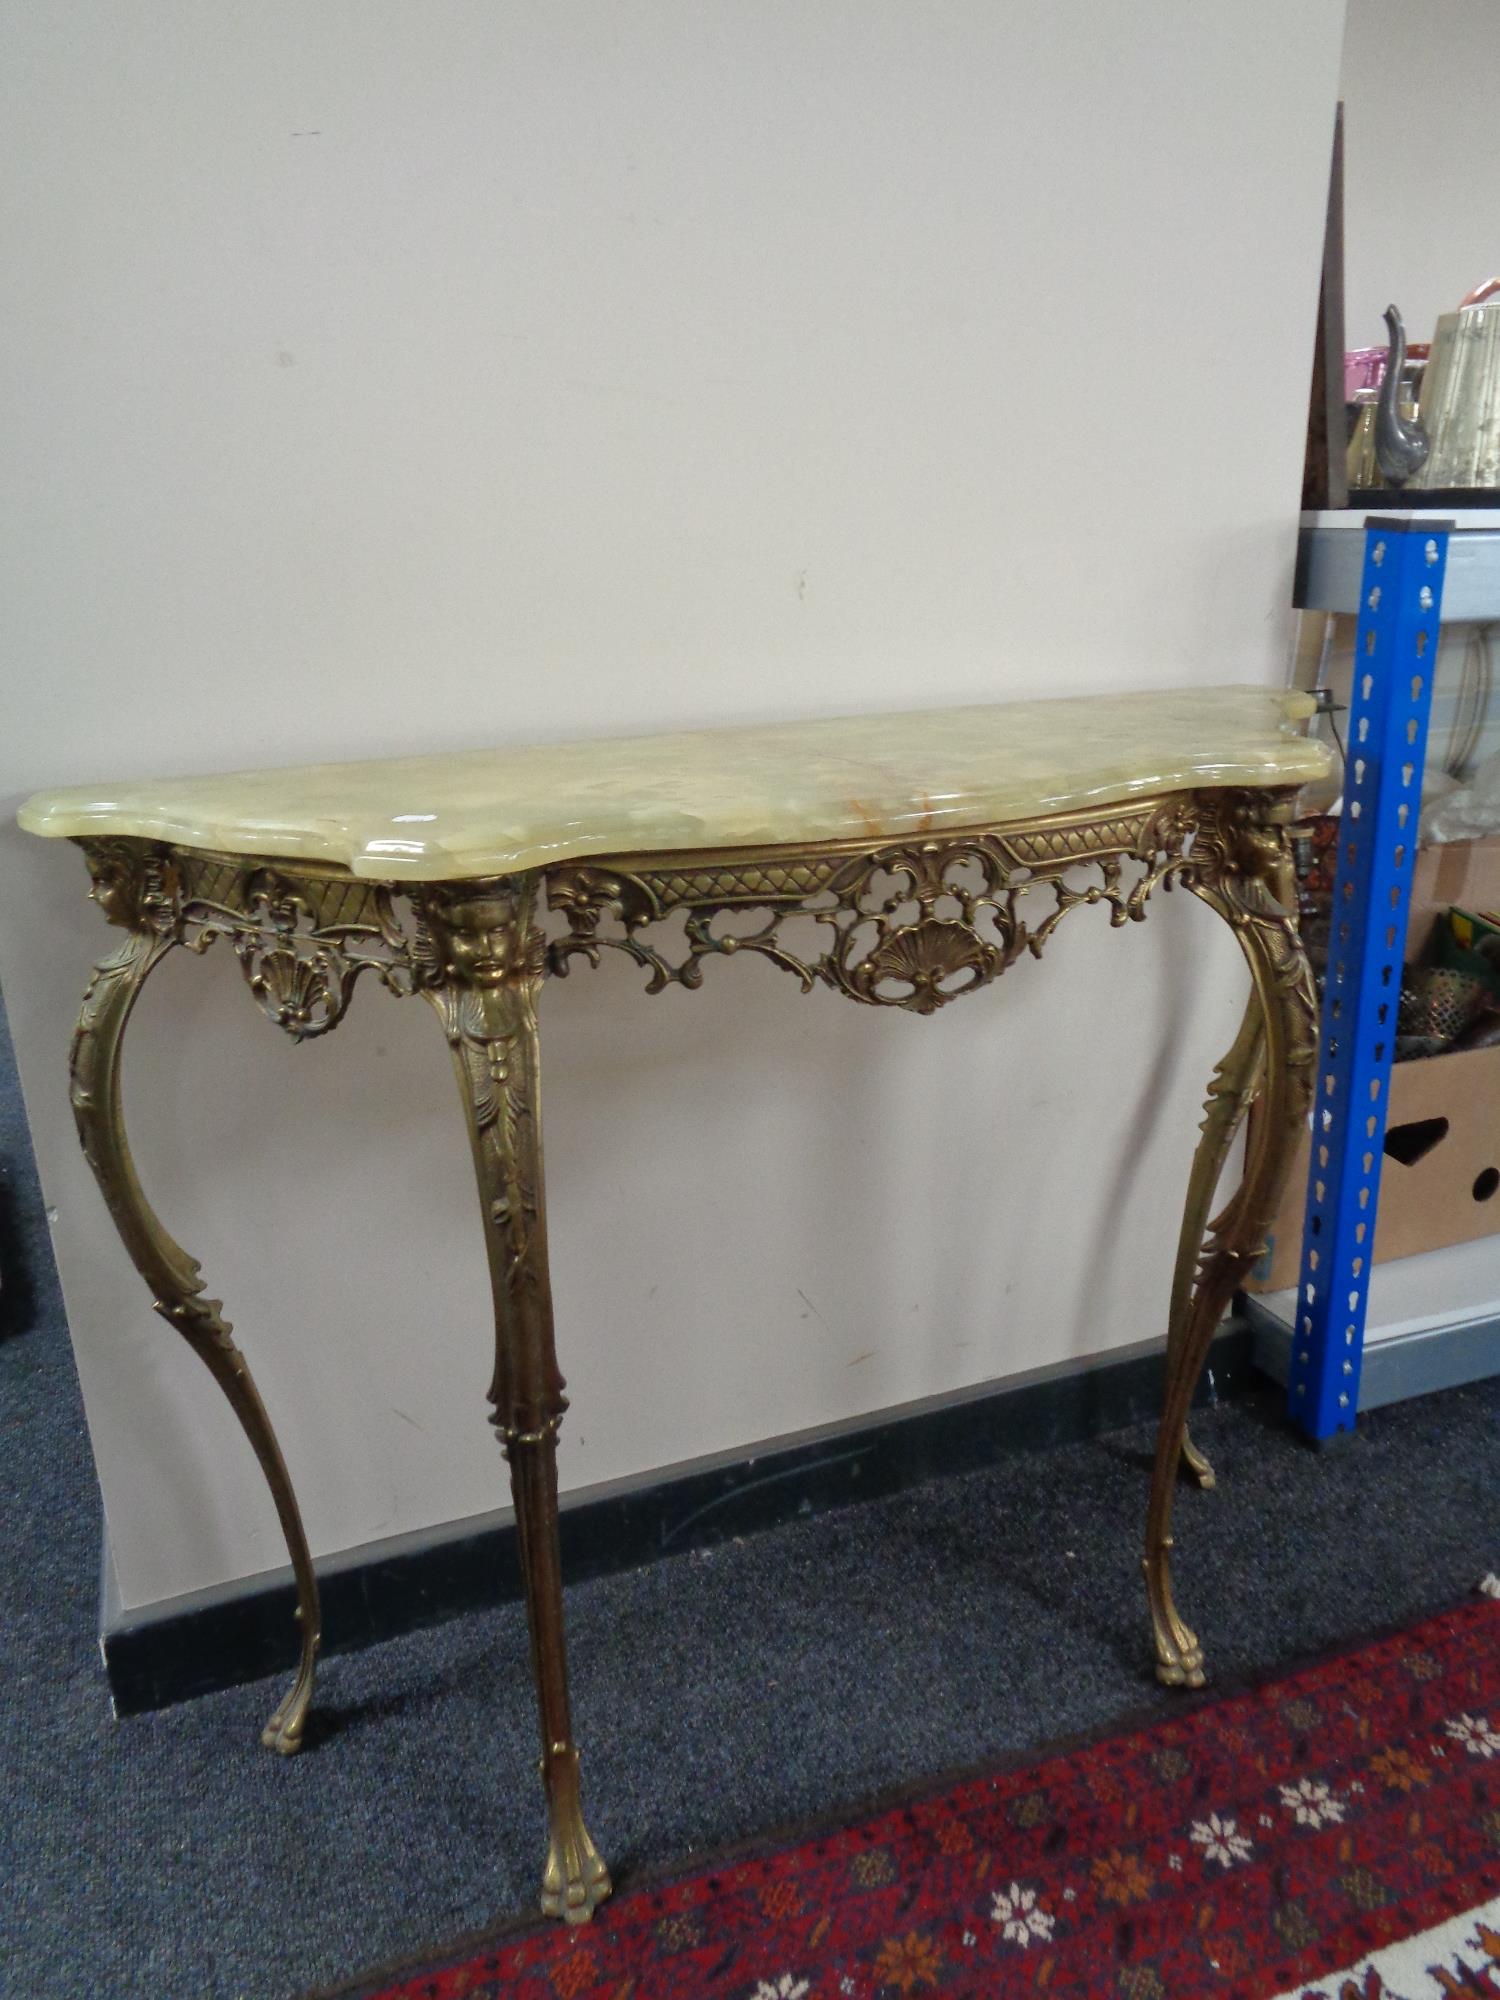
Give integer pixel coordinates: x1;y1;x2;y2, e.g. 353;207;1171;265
327;1595;1500;2000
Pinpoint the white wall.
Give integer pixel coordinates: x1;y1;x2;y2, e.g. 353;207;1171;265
0;2;1345;1615
1340;0;1500;351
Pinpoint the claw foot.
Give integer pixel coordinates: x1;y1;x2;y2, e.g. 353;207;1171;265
1179;1430;1216;1491
540;1745;612;1925
541;1833;612;1926
260;1639;317;1756
1154;1634;1207;1691
1143;1542;1206;1690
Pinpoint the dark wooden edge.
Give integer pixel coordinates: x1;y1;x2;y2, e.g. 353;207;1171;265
1302;101;1347;512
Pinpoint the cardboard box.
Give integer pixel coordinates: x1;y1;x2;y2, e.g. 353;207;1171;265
1244;835;1500;1292
1406;836;1500;961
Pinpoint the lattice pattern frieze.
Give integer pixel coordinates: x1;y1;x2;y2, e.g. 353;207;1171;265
1001;812;1156;867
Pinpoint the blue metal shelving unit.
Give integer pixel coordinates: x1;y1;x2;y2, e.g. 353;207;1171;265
1287;517;1451;1438
1246;508;1500;1425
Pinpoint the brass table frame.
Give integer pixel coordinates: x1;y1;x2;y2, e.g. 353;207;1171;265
65;781;1315;1924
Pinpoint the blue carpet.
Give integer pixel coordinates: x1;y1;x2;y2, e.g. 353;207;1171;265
2;982;1497;2000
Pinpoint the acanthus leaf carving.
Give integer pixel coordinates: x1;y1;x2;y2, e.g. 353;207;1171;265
416;883;551;1348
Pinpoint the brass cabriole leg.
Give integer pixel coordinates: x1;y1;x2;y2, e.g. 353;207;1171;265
1166;994;1266;1490
1144;797;1317;1688
420;879;611;1926
69;882;322;1754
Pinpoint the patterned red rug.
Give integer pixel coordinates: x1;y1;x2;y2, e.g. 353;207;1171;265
327;1594;1500;2000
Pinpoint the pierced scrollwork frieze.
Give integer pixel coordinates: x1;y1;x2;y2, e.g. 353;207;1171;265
77;839;437;1041
542;797;1224;1015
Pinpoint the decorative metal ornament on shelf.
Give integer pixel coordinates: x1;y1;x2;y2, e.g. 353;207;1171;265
62;776;1317;1926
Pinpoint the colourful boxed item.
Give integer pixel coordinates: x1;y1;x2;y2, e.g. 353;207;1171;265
1434;904;1500;1004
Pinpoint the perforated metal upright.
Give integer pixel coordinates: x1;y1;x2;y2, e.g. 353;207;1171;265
1288;516;1452;1439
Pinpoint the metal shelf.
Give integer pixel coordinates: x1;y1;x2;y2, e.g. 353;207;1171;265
1246;1236;1500;1413
1297;507;1500;620
1273;512;1500;1431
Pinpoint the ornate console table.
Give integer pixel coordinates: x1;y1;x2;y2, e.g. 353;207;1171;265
20;685;1327;1925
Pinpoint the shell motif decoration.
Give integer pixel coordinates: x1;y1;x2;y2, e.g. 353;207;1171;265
844;917;1004;1014
242;944;351;1041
